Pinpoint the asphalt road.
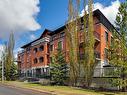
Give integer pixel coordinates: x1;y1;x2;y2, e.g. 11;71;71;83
0;85;51;95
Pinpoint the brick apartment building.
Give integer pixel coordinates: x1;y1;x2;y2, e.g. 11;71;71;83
18;9;115;78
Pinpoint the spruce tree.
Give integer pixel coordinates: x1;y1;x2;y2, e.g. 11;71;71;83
9;63;18;80
50;45;68;85
108;1;127;91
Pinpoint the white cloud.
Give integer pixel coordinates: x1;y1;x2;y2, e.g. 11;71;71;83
80;0;120;25
30;34;37;40
0;0;41;39
13;47;23;59
0;44;21;60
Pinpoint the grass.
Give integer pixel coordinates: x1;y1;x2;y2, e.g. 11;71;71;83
2;81;127;95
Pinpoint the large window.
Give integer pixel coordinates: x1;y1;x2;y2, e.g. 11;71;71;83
80;53;84;60
50;57;53;63
39;57;44;63
39;45;44;51
52;35;56;41
26;47;30;54
58;41;62;50
34;58;38;64
33;48;38;53
104;48;109;65
50;44;54;51
111;37;113;46
105;48;108;59
105;31;108;43
60;32;65;38
80;24;84;31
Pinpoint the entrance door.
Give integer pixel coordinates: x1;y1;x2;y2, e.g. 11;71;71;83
36;68;41;78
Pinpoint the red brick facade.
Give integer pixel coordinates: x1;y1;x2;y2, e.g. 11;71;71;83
18;9;114;78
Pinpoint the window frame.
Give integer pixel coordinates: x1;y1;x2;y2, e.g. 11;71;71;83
39;45;44;51
33;48;38;53
34;58;38;64
39;57;44;63
58;41;63;50
50;44;54;51
105;31;108;43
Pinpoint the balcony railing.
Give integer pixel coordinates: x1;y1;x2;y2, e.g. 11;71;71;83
18;50;25;54
79;31;100;43
80;51;100;60
94;51;100;59
93;67;121;78
94;31;100;41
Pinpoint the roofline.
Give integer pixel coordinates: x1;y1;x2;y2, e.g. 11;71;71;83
21;29;51;48
21;9;118;49
94;9;118;33
50;9;118;35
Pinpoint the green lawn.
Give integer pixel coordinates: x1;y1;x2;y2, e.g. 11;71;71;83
2;81;127;95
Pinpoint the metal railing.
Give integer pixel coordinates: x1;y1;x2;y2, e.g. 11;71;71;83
94;31;100;41
80;51;100;60
94;51;100;59
19;73;50;79
93;67;121;78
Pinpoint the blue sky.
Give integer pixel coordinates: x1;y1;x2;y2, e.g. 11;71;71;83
0;0;125;57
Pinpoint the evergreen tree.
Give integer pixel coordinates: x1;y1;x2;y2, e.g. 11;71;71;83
50;45;68;85
9;63;18;80
108;1;127;91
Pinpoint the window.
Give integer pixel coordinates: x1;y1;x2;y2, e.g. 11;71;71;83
34;58;38;64
50;44;54;51
104;48;108;65
52;35;56;41
26;48;30;54
50;57;53;63
80;53;84;60
27;57;29;63
58;41;62;50
80;24;84;30
105;48;108;59
33;48;38;53
39;45;44;51
105;31;108;42
39;57;44;63
104;59;108;65
60;32;65;38
111;37;113;46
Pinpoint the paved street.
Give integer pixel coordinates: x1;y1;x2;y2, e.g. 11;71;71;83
0;84;50;95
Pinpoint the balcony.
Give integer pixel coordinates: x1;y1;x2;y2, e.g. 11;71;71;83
18;50;25;54
79;51;100;60
31;36;50;46
94;31;100;42
94;51;101;60
93;67;120;78
79;31;100;44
